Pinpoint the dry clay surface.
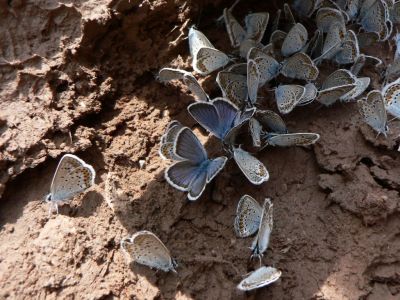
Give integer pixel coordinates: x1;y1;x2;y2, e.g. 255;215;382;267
1;0;400;299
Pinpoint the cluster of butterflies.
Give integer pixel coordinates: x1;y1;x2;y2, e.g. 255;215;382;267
120;194;281;291
43;0;400;294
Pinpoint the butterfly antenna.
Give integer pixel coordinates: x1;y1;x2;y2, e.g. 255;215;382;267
388;116;398;123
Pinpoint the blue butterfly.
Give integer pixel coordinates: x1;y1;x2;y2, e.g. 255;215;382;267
165;127;227;201
188;98;255;144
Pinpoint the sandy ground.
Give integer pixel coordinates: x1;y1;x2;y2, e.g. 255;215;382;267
1;0;400;299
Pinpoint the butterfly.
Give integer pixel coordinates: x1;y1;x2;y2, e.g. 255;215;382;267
321;69;369;102
249;118;263;147
237;266;282;291
382;77;400;119
165;127;227;201
233;147;269;185
247;59;260;104
223;9;269;57
351;53;382;76
316;7;346;33
389;1;400;24
334;30;360;64
46;154;96;214
358;90;389;136
251;198;273;258
281;23;309;57
266;133;320;147
158;68;209;102
234;194;262;237
298;83;318;106
159;120;184;160
275;84;306;114
293;0;319;18
188;27;229;75
358;0;392;41
321;21;347;61
250;110;288;147
317;84;357;106
247;47;281;87
188;98;255;143
281;52;319;81
216;71;248;108
121;231;177;272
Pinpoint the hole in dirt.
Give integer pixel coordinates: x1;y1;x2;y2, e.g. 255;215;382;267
55;80;69;93
360;157;374;167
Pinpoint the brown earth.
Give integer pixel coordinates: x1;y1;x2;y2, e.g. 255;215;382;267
1;0;400;299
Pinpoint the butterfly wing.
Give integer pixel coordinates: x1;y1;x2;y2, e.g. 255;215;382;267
293;0;318;17
173;127;208;163
298;83;318;106
249;118;263;147
382;78;400;118
216;72;248;107
267;133;320;146
281;23;308;57
122;231;175;272
50;154;95;202
341;77;370;101
281;52;319;81
183;74;209;102
247;59;260;104
223;8;246;47
187;170;208;201
322;22;346;60
188;27;214;57
194;47;230;75
234;194;263;237
233;147;269;185
358;90;388;135
188;98;238;140
275;84;305;114
252;198;273;256
206;157;228;182
255;110;288;134
158;68;188;82
165;160;203;192
316;84;356;106
322;69;355;90
237;266;282;291
316;8;346;33
245;12;269;42
248;47;281;86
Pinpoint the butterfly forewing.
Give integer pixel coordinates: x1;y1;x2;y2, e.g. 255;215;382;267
234;194;262;238
194;47;230;75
